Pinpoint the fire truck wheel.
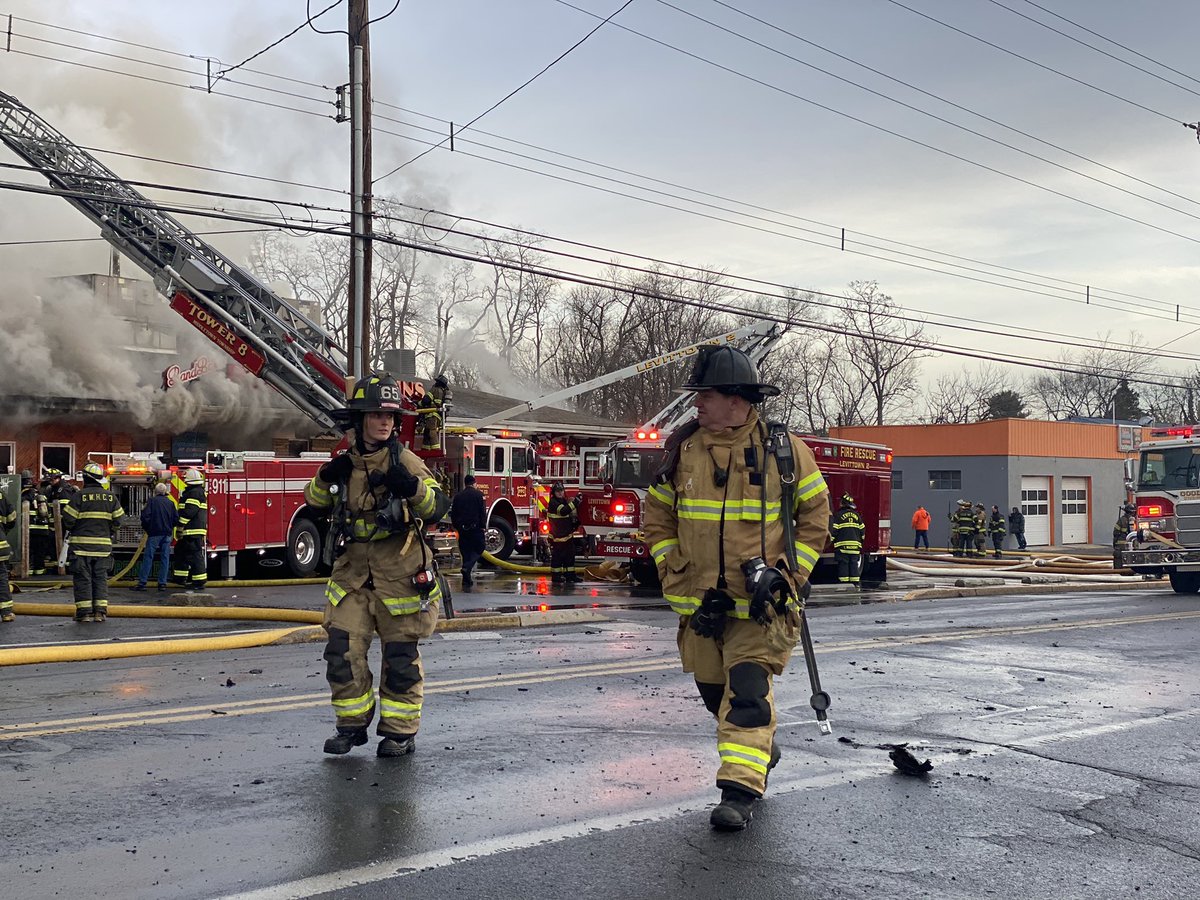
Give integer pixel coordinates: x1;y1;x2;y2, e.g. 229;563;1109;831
629;558;660;589
1168;571;1200;594
484;518;517;561
286;518;323;577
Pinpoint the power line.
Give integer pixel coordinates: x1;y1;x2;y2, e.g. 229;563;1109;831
10;21;1200;328
547;0;1200;247
879;0;1179;123
0;227;274;247
706;0;1200;213
1015;0;1200;92
374;0;637;182
982;0;1200;100
215;0;343;82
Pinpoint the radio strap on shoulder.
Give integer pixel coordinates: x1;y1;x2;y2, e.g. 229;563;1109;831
767;421;832;736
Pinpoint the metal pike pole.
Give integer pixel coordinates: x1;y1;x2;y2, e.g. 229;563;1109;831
799;583;832;734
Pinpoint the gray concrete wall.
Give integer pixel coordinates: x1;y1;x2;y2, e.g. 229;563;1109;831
891;455;1126;548
891;456;1009;549
1007;457;1125;547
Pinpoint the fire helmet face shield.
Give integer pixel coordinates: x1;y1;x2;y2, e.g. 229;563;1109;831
183;467;204;486
82;461;105;483
677;345;779;403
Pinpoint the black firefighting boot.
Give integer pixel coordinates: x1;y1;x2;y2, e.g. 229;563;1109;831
710;785;758;831
377;734;416;757
323;728;368;755
564;572;583;583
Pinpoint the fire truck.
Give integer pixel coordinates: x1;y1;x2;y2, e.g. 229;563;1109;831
1118;425;1200;593
0;91;444;579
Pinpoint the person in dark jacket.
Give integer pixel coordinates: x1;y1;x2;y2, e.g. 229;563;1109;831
135;481;178;592
21;471;52;576
988;505;1006;559
546;482;582;584
63;461;125;622
1008;507;1027;550
450;475;487;591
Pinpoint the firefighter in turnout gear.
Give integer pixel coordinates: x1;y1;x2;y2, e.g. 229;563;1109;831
305;372;451;758
830;493;865;589
546;481;582;584
973;503;988;557
172;468;209;590
21;470;51;576
1113;502;1137;568
643;345;830;831
950;499;975;557
62;461;124;622
44;468;80;569
988;505;1007;559
0;486;16;621
416;374;450;452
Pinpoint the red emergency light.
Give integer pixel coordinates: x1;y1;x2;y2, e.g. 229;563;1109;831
539;521;550;534
1138;503;1166;518
634;430;660;441
551;443;565;455
613;502;626;513
1152;426;1195;437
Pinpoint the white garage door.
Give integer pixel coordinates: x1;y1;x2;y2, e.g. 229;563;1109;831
1060;477;1090;544
1021;476;1051;546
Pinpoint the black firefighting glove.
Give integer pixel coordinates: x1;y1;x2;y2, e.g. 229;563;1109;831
384;464;420;499
690;587;735;640
319;453;354;484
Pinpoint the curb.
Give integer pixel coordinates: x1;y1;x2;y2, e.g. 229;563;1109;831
900;580;1167;602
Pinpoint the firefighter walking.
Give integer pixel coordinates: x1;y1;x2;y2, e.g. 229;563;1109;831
305;373;450;757
644;345;830;830
62;461;124;623
21;471;51;576
831;493;865;589
0;487;16;622
546;481;582;585
172;468;208;591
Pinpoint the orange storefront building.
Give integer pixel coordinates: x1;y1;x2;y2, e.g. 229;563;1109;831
829;419;1147;549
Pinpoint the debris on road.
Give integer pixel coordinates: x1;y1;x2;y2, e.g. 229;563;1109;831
888;743;933;776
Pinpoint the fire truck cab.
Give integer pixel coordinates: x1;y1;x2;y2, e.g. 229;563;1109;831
1120;426;1200;592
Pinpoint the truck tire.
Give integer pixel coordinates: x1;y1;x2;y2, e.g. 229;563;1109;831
286;518;322;577
1169;571;1200;594
629;557;660;589
484;518;517;560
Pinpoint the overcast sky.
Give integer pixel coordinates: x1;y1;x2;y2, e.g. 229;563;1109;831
3;0;1200;385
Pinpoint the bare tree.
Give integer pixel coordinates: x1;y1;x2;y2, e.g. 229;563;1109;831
922;364;1008;423
838;281;930;425
1026;334;1148;420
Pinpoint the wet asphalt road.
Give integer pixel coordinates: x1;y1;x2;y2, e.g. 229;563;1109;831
3;581;1200;899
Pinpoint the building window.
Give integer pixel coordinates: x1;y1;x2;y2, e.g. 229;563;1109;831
1021;488;1049;517
928;470;961;490
0;442;13;474
40;443;74;478
1061;488;1087;516
893;470;903;490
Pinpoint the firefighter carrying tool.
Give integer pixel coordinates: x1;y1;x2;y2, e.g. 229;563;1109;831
643;344;831;831
305;373;450;758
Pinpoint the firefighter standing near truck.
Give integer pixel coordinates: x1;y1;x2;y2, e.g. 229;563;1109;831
21;471;51;576
0;487;16;622
62;461;124;622
830;493;866;589
951;499;975;557
546;481;582;585
1113;502;1137;568
643;345;830;831
305;373;450;758
172;468;209;591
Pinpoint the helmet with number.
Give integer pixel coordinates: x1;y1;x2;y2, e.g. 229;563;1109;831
183;467;204;486
82;461;106;484
346;372;404;414
678;345;779;403
841;492;856;508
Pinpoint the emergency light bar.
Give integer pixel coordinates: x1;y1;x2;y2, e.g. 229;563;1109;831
1151;426;1195;437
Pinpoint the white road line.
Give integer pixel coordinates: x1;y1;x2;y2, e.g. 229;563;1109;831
437;632;504;641
972;704;1047;720
215;763;884;900
1013;707;1200;747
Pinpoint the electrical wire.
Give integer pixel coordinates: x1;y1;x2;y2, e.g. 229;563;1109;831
307;0;348;36
0;227;273;247
8;18;1198;317
878;0;1179;123
982;0;1200;100
216;0;343;81
705;0;1200;213
375;0;637;181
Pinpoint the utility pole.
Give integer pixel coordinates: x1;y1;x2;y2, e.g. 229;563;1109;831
348;0;374;378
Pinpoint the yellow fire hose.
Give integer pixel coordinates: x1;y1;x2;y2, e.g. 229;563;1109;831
482;551;552;574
